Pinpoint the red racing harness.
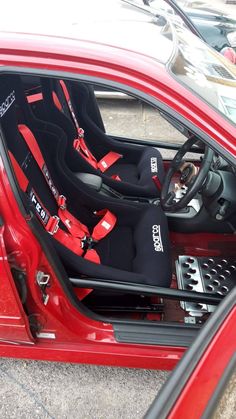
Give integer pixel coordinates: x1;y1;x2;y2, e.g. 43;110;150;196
58;80;123;173
10;124;117;264
27;81;123;177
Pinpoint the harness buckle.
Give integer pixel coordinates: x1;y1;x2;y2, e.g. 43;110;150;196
47;215;60;235
81;235;98;251
58;194;67;210
78;128;84;138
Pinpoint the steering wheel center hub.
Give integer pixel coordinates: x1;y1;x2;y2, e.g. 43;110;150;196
160;137;213;212
180;163;198;185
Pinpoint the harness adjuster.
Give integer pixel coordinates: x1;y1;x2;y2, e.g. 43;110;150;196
81;235;98;251
73;138;81;151
46;216;60;235
78;128;84;138
58;194;67;210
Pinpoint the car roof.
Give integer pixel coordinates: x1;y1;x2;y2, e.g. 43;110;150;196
0;0;174;65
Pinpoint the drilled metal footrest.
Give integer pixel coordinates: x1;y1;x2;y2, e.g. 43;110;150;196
176;256;236;316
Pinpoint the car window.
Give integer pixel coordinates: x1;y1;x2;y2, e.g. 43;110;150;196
95;89;186;144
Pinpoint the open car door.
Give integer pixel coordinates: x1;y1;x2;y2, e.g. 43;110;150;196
145;286;236;419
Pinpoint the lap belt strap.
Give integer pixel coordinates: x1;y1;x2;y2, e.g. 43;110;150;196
15;125;117;263
59;80;122;172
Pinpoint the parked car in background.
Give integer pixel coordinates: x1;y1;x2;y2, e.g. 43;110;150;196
177;0;236;52
132;0;236;62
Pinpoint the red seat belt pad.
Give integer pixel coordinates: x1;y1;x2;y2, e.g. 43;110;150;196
27;93;43;104
45;209;101;263
53;227;85;256
45;210;100;262
57;208;102;263
97;151;122;173
58;207;89;239
92;209;116;241
152;175;162;191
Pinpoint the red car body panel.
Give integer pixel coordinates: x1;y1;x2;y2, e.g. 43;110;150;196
144;288;236;418
168;306;236;418
0;15;235;370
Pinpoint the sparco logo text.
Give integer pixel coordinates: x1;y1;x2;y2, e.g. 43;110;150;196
0;91;15;117
152;224;163;252
150;157;158;173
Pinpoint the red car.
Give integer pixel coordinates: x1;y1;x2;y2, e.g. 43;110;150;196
0;0;235;415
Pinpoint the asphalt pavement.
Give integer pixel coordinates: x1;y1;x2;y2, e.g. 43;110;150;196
0;359;168;418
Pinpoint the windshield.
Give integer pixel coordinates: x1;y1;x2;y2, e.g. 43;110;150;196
170;27;236;125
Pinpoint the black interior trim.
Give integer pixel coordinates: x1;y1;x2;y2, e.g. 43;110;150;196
114;322;199;347
110;135;204;152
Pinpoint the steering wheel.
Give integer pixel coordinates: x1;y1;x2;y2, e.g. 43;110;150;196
161;136;214;212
